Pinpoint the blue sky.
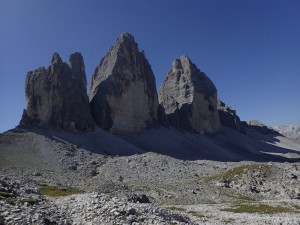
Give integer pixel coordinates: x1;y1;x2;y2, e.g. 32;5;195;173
0;0;299;132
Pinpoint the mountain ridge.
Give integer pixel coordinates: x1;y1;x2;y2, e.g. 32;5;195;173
20;32;246;136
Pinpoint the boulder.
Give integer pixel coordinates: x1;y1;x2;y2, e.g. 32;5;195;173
158;56;221;134
89;33;158;134
19;52;94;132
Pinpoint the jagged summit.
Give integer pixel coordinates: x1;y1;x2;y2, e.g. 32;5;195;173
89;33;158;134
51;52;62;64
69;52;87;87
19;33;249;135
118;32;135;41
116;32;138;49
19;52;94;132
159;56;221;134
106;32;138;57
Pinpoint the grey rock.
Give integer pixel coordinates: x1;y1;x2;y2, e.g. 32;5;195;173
128;194;150;203
217;100;245;133
19;52;94;132
158;56;221;134
247;120;279;135
273;125;300;141
89;32;158;134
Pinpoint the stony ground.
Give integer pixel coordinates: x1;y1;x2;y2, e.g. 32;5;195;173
1;128;300;224
0;175;192;225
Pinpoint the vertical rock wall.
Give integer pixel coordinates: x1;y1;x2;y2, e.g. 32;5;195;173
158;56;221;134
20;53;94;132
89;33;158;134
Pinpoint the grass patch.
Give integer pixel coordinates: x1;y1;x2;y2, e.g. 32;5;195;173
187;211;210;222
187;211;207;218
220;188;257;202
167;206;186;212
292;204;300;210
236;194;257;202
222;218;236;222
204;164;273;182
39;185;83;197
0;191;13;198
221;204;294;214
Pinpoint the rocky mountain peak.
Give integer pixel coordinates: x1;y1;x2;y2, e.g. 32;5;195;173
172;55;202;75
50;52;64;74
89;33;158;134
69;52;87;86
51;52;63;64
112;32;139;55
118;32;135;41
159;56;221;134
172;55;192;70
19;52;94;132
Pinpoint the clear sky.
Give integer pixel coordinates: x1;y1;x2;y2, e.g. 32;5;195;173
0;0;299;132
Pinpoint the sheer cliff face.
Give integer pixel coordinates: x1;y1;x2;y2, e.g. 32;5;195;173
89;33;158;134
158;56;221;134
20;52;94;132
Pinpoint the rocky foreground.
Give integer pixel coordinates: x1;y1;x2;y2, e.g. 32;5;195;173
0;174;192;225
1;157;300;225
1;128;300;224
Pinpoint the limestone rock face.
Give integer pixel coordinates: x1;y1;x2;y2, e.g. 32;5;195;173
217;100;245;133
89;33;158;134
158;56;221;134
19;52;94;132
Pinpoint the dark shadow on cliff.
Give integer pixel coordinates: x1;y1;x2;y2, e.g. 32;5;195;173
10;123;300;163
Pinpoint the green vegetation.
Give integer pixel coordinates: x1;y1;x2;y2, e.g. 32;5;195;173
168;222;177;225
188;211;206;218
221;204;294;214
0;191;13;198
186;211;211;222
92;213;100;219
222;218;236;223
167;206;186;212
291;204;300;210
38;185;83;197
235;194;257;202
219;188;258;202
204;164;273;182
